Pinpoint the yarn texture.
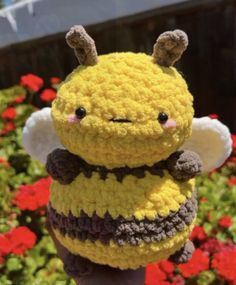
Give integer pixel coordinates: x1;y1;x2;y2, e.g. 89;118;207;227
53;223;195;269
22;27;232;271
48;51;196;269
49;170;195;220
23;108;63;164
52;52;193;169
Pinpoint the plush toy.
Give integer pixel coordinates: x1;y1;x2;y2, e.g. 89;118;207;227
23;26;232;274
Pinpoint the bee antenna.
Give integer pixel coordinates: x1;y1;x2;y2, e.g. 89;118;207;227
66;25;98;66
152;30;188;67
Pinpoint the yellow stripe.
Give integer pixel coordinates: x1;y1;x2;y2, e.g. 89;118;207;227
53;221;195;270
50;170;195;220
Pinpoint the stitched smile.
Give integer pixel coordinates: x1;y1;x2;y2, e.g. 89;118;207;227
110;118;132;123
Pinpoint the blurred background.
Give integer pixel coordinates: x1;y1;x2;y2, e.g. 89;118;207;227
0;1;236;285
0;0;235;131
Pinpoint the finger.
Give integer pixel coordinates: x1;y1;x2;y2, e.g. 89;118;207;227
79;265;145;285
46;213;145;285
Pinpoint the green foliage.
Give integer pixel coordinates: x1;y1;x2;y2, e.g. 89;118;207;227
0;83;75;284
196;164;236;242
197;271;216;285
0;81;235;284
0;86;26;114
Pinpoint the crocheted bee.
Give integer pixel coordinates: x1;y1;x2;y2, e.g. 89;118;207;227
23;26;232;270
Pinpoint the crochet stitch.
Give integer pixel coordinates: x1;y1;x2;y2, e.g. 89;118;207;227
46;149;202;184
66;25;98;66
49;171;195;220
166;150;202;181
53;224;195;269
48;34;196;267
169;240;195;263
152;30;188;67
52;51;193;169
48;190;197;246
23;26;232;272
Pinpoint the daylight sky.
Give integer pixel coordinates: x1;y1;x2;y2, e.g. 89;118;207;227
4;0;13;6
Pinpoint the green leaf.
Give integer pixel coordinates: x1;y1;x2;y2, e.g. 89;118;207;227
197;270;216;285
203;223;213;235
24;257;37;274
216;232;227;242
14;104;35;127
6;256;23;272
8;152;31;173
27;160;47;179
0;86;26;113
0;275;12;285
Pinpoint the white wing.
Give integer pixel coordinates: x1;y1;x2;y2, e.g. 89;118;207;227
181;117;232;172
22;107;63;164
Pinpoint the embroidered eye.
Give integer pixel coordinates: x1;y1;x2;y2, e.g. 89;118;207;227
158;112;168;124
75;107;86;119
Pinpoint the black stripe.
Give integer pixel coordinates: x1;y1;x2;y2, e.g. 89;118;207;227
46;149;166;183
48;191;197;246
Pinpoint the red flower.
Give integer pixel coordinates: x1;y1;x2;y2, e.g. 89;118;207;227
1;107;16;120
145;264;167;285
20;74;43;92
212;248;236;282
0;234;11;256
200;238;226;254
207;212;212;222
50;77;61;85
40;89;57;102
228;177;236;186
14;177;51;211
0;256;4;264
14;95;25;104
171;275;185;285
232;135;236;150
178;249;209;278
0;121;15;135
0;227;36;257
190;226;207;241
158;260;175;274
228;156;236;164
0;158;10;167
209;114;219;119
8;227;36;255
218;216;233;228
200;197;208;203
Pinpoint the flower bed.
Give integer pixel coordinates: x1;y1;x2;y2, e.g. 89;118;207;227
0;74;236;285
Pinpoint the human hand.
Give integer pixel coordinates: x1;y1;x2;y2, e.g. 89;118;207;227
46;215;145;285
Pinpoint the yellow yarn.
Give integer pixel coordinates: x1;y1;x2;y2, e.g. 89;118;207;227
53;221;195;270
52;52;193;169
49;51;195;269
50;170;195;220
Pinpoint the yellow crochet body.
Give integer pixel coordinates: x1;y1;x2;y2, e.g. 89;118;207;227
50;171;194;220
54;223;195;269
50;172;195;269
52;53;193;168
49;52;196;269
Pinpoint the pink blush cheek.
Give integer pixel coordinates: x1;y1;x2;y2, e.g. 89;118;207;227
162;119;177;129
68;114;80;124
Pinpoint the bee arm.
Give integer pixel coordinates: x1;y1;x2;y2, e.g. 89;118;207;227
166;150;202;182
169;240;195;264
46;148;82;184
